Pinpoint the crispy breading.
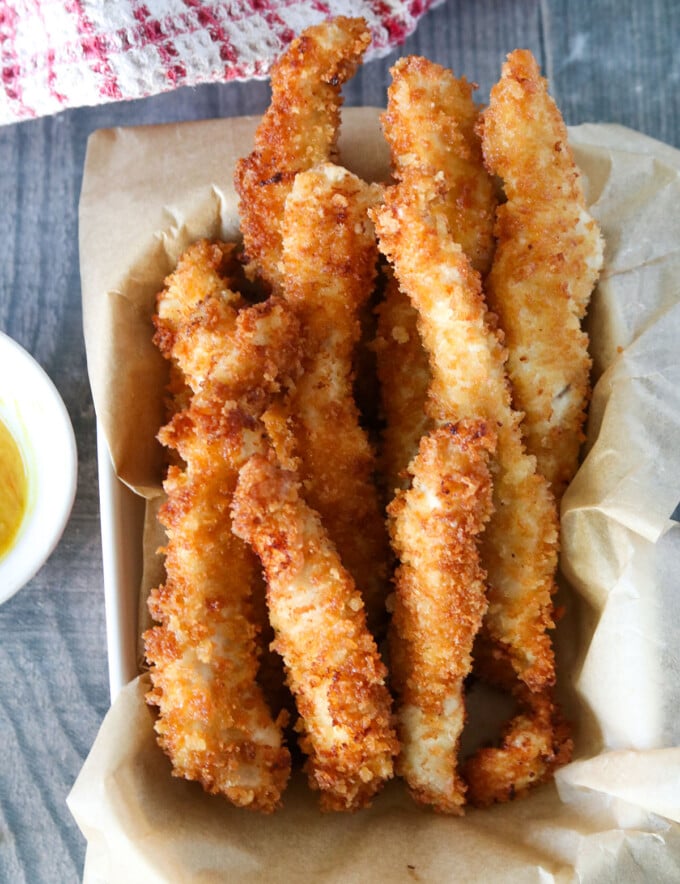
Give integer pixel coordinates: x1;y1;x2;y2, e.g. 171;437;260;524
146;423;289;812
382;56;497;275
464;689;573;806
146;250;302;811
152;242;235;432
374;58;497;497
153;240;242;367
388;421;495;813
372;172;559;693
232;454;398;812
234;17;370;293
463;640;573;806
374;54;577;809
273;163;390;635
480;50;604;498
170;294;301;720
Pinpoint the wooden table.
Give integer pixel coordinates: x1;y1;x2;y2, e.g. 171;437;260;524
0;0;678;880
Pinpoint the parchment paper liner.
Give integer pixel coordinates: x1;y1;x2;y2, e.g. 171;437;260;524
70;109;680;882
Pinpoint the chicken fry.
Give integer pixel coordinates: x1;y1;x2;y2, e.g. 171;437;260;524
234;17;371;293
373;172;559;693
463;641;573;807
374;55;581;808
480;50;604;498
382;56;497;275
153;240;242;364
274;163;390;634
232;454;398;812
145;248;301;811
389;420;495;813
374;57;497;496
465;689;572;806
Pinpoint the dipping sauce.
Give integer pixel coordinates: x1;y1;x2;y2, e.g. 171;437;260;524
0;417;27;558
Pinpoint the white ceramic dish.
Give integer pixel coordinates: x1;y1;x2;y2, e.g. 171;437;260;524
0;331;78;605
96;427;145;700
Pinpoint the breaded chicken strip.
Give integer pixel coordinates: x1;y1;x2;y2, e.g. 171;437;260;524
148;417;288;811
232;454;398;812
374;58;497;496
463;641;573;806
465;689;572;806
373;173;559;693
480;50;604;498
155;242;296;716
274;163;390;634
153;240;242;363
146;254;301;811
234;17;371;293
389;421;494;813
383;56;497;275
152;240;240;436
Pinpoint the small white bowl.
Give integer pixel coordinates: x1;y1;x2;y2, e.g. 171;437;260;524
0;331;77;604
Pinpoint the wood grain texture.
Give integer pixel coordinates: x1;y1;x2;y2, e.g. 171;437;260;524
0;1;677;880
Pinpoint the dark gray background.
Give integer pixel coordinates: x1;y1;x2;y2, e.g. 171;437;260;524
1;0;678;879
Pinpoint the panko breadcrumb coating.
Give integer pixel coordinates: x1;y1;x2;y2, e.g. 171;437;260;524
480;49;604;498
463;640;573;806
234;17;371;293
374;271;432;496
373;176;567;806
146;243;301;811
373;170;559;693
232;454;398;812
464;688;573;806
275;163;390;635
146;26;589;816
382;56;497;275
374;57;498;497
388;420;495;813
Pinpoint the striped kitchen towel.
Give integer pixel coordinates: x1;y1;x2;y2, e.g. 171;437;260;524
0;0;442;124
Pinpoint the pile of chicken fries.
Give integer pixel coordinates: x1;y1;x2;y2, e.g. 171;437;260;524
143;16;603;816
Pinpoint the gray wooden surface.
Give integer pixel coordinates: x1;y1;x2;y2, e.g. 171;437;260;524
0;0;678;880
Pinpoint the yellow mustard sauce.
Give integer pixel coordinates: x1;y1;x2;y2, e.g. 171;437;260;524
0;416;27;558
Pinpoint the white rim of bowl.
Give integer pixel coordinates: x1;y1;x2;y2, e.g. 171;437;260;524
0;331;78;604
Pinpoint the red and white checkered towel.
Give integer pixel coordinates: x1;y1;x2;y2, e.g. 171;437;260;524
0;0;442;125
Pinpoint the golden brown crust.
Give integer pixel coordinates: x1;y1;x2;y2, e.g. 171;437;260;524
372;174;559;693
463;640;573;807
146;246;303;812
480;50;604;498
464;690;573;806
382;56;497;276
145;432;290;812
388;420;495;813
373;55;578;805
232;454;398;812
275;163;390;636
153;240;242;367
234;17;371;293
146;35;588;816
374;57;498;501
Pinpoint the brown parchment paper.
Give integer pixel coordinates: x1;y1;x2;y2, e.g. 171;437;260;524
70;109;680;882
